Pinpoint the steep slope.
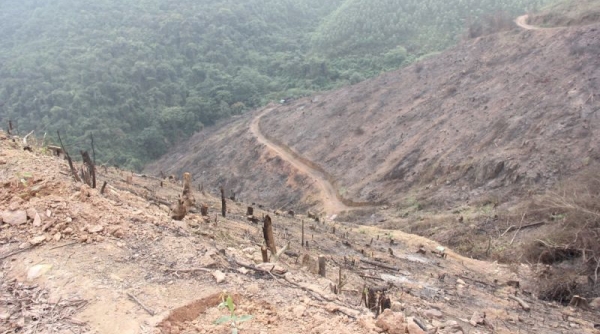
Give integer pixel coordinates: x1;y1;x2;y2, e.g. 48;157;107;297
3;131;600;334
148;20;600;216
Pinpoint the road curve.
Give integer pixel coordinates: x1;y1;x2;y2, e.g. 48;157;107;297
250;107;351;215
515;14;542;30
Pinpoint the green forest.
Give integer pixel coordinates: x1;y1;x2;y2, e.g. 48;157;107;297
0;0;554;170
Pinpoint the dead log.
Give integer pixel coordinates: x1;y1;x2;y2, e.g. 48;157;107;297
360;259;399;271
508;295;531;312
220;186;226;217
301;220;305;248
318;255;326;277
263;215;276;254
57;131;81;182
261;246;269;263
181;172;195;208
171;173;194;220
80;150;96;188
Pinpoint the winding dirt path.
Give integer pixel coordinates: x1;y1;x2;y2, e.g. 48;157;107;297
515;14;540;30
250;107;350;215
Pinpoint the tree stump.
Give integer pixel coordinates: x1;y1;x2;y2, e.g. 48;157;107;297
263;215;276;254
318;255;326;277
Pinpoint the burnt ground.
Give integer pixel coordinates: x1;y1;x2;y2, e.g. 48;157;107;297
2;133;600;333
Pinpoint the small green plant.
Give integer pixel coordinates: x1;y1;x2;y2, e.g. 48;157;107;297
214;294;253;334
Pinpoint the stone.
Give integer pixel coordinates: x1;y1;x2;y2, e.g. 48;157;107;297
53;232;62;241
424;309;443;319
46;209;52;218
19;242;31;249
27;264;53;281
292;305;306;318
407;322;426;334
469;312;485;327
63;227;74;234
590;298;600;310
88;224;104;233
391;301;403;312
33;212;42;227
212;270;226;283
456;279;466;285
30;235;46;245
26;208;37;219
2;210;27;226
375;309;405;334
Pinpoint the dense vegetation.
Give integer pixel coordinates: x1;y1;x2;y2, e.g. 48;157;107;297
0;0;555;169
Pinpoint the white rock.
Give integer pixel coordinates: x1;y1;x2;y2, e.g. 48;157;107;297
212;270;226;283
88;225;104;233
33;212;42;227
2;210;27;226
30;235;46;245
27;264;52;281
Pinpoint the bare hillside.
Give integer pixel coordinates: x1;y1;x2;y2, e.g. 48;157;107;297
147;21;600;215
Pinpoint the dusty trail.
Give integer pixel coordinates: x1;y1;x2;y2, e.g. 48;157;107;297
250;107;350;215
515;14;540;30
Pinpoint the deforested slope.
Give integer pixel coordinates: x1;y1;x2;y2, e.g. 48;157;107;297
147;21;600;214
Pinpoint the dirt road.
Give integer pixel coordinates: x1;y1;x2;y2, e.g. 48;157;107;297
515;14;541;30
250;107;351;215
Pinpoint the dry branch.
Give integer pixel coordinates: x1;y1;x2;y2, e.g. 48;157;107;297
126;292;155;316
508;295;531;312
360;259;399;271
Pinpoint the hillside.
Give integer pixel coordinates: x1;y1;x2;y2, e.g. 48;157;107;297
147;8;600;282
0;0;555;170
148;16;600;212
2;133;600;333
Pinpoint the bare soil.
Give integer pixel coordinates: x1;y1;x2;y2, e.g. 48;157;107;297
3;133;599;333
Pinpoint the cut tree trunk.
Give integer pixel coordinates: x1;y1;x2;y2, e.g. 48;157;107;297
263;215;276;254
220;186;226;217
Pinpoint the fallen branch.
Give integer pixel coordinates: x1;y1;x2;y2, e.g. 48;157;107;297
0;246;33;261
360;258;399;271
502;222;545;236
49;242;78;250
57;131;81;183
508;295;531;312
126;292;155;316
164;268;212;273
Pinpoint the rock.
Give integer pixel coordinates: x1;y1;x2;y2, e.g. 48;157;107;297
424;309;443;319
113;228;124;238
9;201;20;211
590;298;600;310
46;209;52;218
256;262;287;275
292;305;306;318
456;279;466;285
27;264;53;281
0;313;9;320
53;232;62;241
469;311;485;326
391;301;403;312
19;242;31;249
30;235;47;245
26;208;37;219
358;315;380;333
33;212;42;227
375;309;405;334
212;270;226;283
63;227;74;234
2;210;27;226
407;322;426;334
88;224;104;233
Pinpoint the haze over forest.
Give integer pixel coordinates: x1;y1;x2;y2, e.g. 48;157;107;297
0;0;554;169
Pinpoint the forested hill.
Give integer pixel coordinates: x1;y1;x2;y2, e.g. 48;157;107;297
0;0;554;170
310;0;552;57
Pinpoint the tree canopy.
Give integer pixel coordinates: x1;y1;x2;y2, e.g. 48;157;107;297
0;0;554;169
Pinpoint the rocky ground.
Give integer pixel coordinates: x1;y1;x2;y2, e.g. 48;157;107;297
2;133;599;333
